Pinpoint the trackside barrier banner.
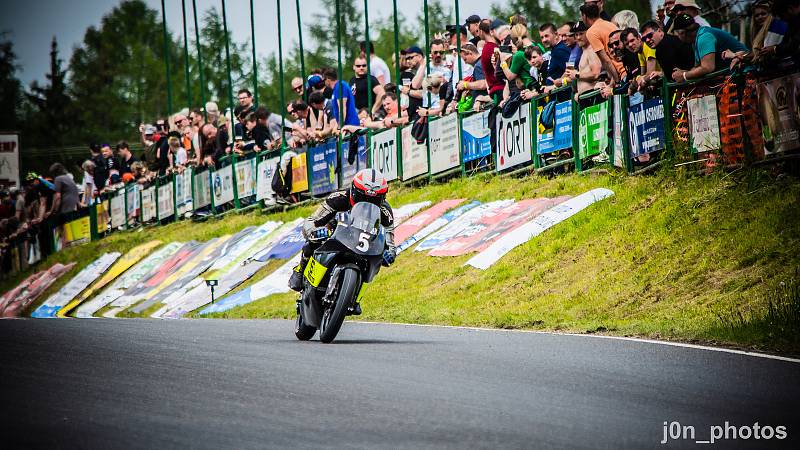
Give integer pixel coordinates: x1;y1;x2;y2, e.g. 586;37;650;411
686;95;721;153
253;224;305;260
415;200;514;253
370;129;398;181
95;201;109;234
310;139;338;196
397;201;479;253
157;181;174;220
156;222;290;318
31;252;120;318
111;191;125;229
75;242;183;318
53;216;91;252
461;110;492;163
394;199;465;243
392;201;433;226
402;126;429;180
141;186;156;222
578;101;609;158
175;170;193;215
128;236;233;314
757;74;800;155
429;114;460;174
496;102;532;171
612;95;625;168
235;158;257;198
537;101;572;154
256;157;280;205
290;152;309;193
198;254;299;315
58;240;162;317
193;170;212;209
0;263;74;317
341;135;368;187
467;188;615;269
628;97;666;157
0;133;20;189
126;184;140;221
429;197;569;257
212;164;234;206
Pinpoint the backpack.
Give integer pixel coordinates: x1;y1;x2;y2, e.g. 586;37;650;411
271;159;293;197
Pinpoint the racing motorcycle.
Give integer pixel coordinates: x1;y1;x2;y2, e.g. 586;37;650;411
294;202;386;343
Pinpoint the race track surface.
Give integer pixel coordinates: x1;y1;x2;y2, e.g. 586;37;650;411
1;319;798;449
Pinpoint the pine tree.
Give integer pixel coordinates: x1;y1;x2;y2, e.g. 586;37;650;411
26;37;72;147
0;32;22;131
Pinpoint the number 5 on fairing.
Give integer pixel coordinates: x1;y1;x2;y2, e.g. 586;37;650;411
356;232;370;252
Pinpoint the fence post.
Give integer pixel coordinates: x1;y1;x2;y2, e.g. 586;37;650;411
139;185;145;223
221;0;235;119
231;154;241;209
661;77;674;160
209;170;216;212
621;94;634;174
89;202;99;241
173;172;178;219
123;186;129;229
572;82;583;173
191;0;207;120
295;0;306;90
155;178;161;225
250;0;259;107
160;0;173;114
181;0;192;109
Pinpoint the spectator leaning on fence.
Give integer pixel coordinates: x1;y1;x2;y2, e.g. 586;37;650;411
670;13;748;82
479;19;505;105
400;46;425;122
771;0;800;64
639;20;694;80
582;2;625;85
47;163;79;221
620;28;659;93
672;0;710;27
360;41;391;85
350;56;385;116
748;0;788;63
568;21;602;97
539;23;571;86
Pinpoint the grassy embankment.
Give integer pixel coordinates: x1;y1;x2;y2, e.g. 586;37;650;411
6;166;799;352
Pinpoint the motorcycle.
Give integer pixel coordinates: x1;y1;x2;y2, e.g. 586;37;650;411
294;202;386;343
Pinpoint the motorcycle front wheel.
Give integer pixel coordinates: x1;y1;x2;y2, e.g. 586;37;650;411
294;313;316;340
319;267;360;343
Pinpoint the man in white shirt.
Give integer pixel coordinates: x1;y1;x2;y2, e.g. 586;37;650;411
360;41;392;85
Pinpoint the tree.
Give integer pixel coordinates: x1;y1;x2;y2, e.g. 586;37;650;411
0;32;22;131
306;0;363;81
26;37;72;147
489;0;564;28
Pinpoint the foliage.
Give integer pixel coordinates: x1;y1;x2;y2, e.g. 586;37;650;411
0;32;22;131
24;38;72;148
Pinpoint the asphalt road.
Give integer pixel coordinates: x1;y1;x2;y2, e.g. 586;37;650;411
1;319;798;449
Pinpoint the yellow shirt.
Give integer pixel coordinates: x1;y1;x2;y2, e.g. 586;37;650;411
637;43;661;73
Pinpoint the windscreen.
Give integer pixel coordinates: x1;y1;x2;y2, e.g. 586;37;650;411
349;202;382;234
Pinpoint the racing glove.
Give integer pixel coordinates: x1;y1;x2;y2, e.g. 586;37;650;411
310;227;330;242
382;248;396;267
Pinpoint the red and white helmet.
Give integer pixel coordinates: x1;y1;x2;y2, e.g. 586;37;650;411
350;168;388;206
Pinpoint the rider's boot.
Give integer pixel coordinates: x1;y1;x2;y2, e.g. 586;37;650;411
288;254;310;292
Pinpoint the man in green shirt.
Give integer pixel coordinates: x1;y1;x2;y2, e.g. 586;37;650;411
670;13;748;82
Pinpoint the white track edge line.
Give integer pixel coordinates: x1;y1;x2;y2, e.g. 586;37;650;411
351;320;800;364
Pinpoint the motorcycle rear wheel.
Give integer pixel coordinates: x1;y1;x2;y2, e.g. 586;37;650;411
319;267;360;343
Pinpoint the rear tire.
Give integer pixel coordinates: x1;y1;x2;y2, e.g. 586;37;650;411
319;268;360;343
294;313;316;340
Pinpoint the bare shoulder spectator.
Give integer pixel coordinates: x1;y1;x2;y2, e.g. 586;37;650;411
568;21;602;96
581;2;625;83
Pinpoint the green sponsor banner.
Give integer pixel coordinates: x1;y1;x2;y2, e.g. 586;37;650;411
578;101;609;159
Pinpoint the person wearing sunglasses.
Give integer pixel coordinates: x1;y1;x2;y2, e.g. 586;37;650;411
290;77;305;99
638;20;694;83
410;39;453;102
619;28;659;93
350;56;386;117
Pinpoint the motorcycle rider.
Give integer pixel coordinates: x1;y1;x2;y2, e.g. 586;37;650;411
288;168;396;314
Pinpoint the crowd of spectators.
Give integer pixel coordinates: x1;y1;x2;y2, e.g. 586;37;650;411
3;0;799;274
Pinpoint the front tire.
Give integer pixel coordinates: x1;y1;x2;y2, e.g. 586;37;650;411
295;312;316;341
319;268;360;343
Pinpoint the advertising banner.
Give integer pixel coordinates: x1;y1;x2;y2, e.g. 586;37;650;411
415;200;514;253
461;110;492;163
757;74;800;155
429;113;461;174
141;186;156;222
341;134;368;187
401;125;429;180
537;101;572;154
126;183;140;221
0;133;20;189
256;157;280;204
235;158;257;198
394;199;465;243
110;190;125;229
157;181;174;220
467;189;615;269
496;102;533;171
212;164;235;206
53;216;91;251
392;201;433;226
370;128;399;181
578;101;609;159
0;263;74;317
193;170;212;209
429;197;569;256
612;95;625;168
310;139;338;196
95;200;109;234
686;95;721;153
397;201;480;253
175;169;193;215
252;224;305;260
290;151;308;193
31;252;120;318
628;97;666;157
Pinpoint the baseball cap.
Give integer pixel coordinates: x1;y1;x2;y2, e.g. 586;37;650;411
446;24;467;35
572;21;589;33
306;74;324;89
671;13;697;31
144;125;157;135
465;14;481;25
404;46;424;56
490;19;505;30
